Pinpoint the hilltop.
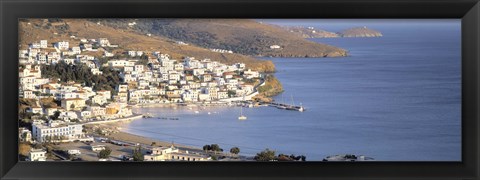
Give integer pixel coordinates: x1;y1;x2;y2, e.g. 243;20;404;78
95;19;348;58
283;26;340;38
338;26;383;37
280;26;383;38
18;19;275;73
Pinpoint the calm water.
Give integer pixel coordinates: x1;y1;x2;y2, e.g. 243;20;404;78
125;20;461;161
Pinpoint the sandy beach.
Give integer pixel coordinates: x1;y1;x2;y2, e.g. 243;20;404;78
89;120;202;150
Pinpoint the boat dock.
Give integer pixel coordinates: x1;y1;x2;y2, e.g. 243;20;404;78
233;100;305;112
267;102;305;112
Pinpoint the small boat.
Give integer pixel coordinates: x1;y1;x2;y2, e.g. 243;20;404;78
238;106;247;120
298;103;305;112
194;111;199;114
238;95;247;120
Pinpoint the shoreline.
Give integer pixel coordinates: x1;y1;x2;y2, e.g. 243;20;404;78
83;114;144;125
132;102;232;108
90;120;203;151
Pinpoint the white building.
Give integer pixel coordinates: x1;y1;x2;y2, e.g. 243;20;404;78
144;146;209;161
108;60;135;68
71;47;81;54
67;149;81;155
97;38;110;47
28;149;47;161
19;127;32;143
104;51;114;57
81;44;93;51
91;145;106;152
128;51;137;57
30;42;41;49
40;40;48;48
55;41;69;50
32;121;84;143
270;45;281;49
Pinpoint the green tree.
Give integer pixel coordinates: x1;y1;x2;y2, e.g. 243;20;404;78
41;61;123;92
227;90;236;97
230;147;240;157
70;104;75;109
40;115;49;122
98;147;112;159
133;145;144;161
210;144;222;154
211;155;218;160
254;148;276;161
203;144;211;152
85;99;93;106
151;142;157;146
53;110;61;119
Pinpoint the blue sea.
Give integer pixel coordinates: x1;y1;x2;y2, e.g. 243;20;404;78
125;20;461;161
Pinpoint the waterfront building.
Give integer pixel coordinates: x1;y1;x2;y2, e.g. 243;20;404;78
144;146;209;161
32;120;84;143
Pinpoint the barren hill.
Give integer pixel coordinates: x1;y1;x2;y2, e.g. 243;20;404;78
95;19;348;58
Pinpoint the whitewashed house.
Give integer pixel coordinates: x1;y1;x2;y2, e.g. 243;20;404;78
54;41;69;50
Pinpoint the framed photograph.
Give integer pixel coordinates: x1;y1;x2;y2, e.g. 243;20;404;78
1;0;479;179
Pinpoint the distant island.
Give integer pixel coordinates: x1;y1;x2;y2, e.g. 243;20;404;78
339;26;383;37
283;26;383;38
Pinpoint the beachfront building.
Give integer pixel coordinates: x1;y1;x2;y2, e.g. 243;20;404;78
28;149;47;161
32;120;86;143
144;146;210;161
102;102;133;119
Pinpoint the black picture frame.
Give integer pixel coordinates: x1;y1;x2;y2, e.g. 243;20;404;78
1;0;479;179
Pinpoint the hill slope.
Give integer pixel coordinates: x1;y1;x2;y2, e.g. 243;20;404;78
19;19;276;72
96;19;348;58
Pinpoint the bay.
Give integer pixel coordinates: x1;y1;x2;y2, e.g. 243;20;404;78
125;20;461;161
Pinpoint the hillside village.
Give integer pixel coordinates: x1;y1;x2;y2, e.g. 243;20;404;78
18;36;265;161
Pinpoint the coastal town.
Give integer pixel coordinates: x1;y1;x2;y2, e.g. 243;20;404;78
18;36;315;162
17;19;383;162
